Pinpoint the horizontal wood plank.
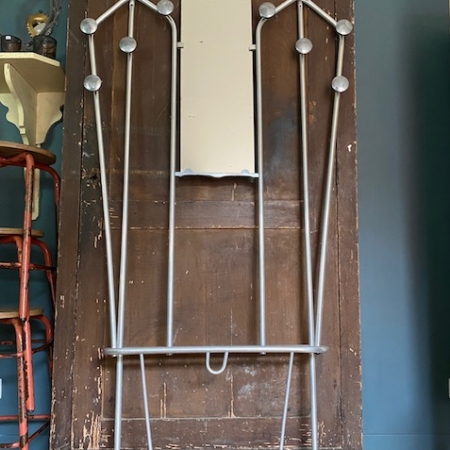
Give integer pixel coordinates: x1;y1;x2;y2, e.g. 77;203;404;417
109;200;303;229
100;416;340;449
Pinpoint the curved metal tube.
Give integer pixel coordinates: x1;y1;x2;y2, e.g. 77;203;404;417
297;0;315;349
279;352;294;450
255;18;267;347
296;3;318;449
303;0;337;26
87;34;117;349
165;15;178;348
97;0;130;25
275;0;297;15
314;35;346;347
140;354;154;450
117;0;136;351
206;352;229;375
138;0;159;12
114;3;137;450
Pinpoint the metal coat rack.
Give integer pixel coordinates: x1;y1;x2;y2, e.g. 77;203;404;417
80;1;352;448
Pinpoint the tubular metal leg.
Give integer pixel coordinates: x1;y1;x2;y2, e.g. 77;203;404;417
140;354;154;450
309;353;319;450
113;355;124;450
279;352;295;450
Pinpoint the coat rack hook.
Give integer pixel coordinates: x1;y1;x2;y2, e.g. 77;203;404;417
206;352;229;375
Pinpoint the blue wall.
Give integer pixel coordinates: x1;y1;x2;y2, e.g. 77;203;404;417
356;0;450;448
0;1;67;448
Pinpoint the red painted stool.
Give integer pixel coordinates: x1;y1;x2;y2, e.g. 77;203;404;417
0;141;59;449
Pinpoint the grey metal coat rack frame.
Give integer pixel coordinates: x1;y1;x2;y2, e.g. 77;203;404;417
80;0;353;448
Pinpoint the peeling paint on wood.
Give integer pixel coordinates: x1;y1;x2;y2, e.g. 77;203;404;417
52;0;361;448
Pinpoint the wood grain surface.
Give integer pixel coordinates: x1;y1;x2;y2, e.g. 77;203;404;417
52;0;361;448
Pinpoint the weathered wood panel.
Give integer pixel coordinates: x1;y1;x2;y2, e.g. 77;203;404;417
52;0;361;448
50;0;88;449
334;0;362;447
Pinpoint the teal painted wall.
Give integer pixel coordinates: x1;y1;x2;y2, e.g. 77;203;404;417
0;1;67;448
356;0;450;448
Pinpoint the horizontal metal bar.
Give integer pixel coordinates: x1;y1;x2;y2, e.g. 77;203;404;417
175;171;259;179
104;344;328;356
0;414;50;421
0;263;53;271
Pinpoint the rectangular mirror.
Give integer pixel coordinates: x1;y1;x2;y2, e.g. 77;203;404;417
179;0;255;176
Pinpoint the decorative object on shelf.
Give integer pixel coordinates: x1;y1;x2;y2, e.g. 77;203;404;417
26;12;50;37
0;35;22;52
32;35;57;59
42;0;62;36
23;0;62;55
28;0;62;38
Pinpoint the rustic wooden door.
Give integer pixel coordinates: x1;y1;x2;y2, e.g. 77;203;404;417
51;0;361;449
